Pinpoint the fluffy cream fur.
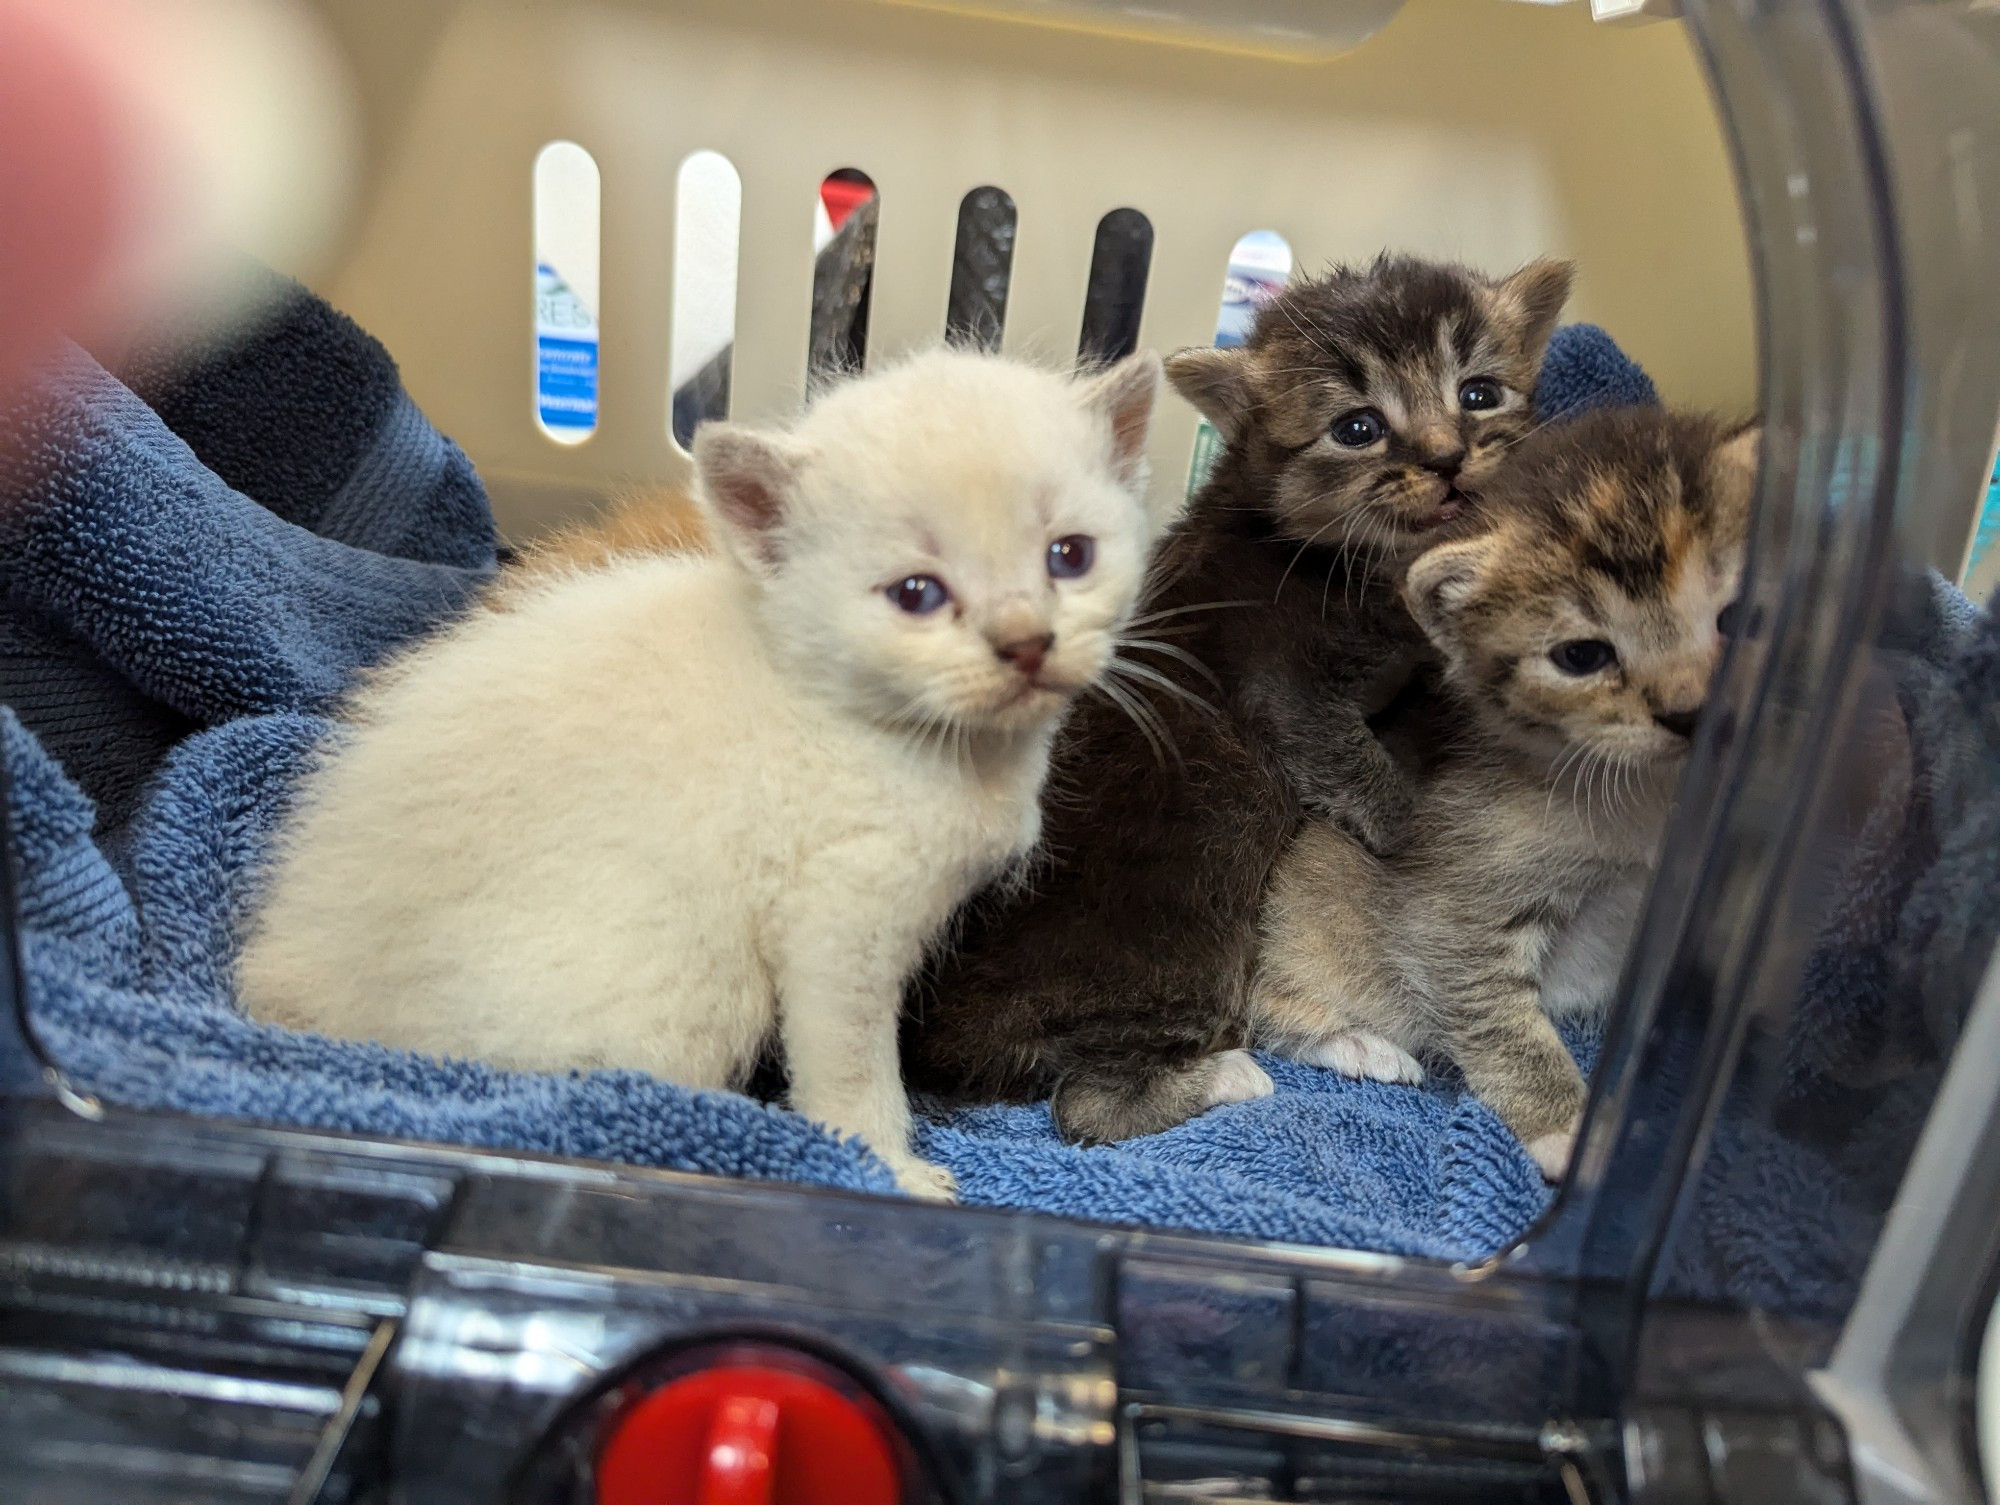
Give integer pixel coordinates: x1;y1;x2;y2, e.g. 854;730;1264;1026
236;348;1176;1200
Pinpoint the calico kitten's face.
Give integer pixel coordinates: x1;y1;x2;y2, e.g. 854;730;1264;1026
1405;408;1760;767
693;349;1179;738
1166;255;1574;557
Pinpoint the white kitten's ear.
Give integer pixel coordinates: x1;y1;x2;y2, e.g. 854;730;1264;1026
1489;257;1576;358
692;424;804;571
1165;345;1254;444
1079;350;1163;493
1403;535;1494;648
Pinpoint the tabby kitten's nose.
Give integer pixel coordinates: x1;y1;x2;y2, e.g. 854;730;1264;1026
1421;448;1467;479
1653;707;1701;739
994;632;1055;677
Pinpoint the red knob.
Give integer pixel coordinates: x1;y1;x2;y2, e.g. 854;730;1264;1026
596;1363;902;1505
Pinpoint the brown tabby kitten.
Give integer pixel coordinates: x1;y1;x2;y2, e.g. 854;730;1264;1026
1253;408;1759;1180
905;255;1575;1143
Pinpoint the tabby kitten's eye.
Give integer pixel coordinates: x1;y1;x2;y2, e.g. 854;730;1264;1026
1458;378;1504;412
1047;535;1095;580
888;575;951;615
1551;639;1618;675
1330;409;1387;448
1716;599;1743;636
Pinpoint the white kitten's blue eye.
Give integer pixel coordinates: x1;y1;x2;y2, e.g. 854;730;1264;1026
1048;535;1094;579
1458;378;1504;412
1331;408;1386;448
1551;639;1617;675
888;575;950;614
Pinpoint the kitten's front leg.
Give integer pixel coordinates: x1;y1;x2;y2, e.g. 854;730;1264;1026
1440;963;1587;1184
1250;686;1415;857
773;876;958;1203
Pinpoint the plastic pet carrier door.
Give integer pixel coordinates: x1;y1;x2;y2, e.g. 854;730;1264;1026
2;0;2000;1502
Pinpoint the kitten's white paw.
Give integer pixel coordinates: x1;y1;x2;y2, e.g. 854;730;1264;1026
1524;1123;1579;1183
1203;1049;1276;1108
890;1157;960;1203
1299;1032;1424;1085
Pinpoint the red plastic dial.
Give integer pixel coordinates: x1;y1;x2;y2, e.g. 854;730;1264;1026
595;1362;901;1505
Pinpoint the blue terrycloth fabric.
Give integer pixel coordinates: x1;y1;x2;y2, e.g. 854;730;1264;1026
1535;323;1661;420
9;291;1982;1302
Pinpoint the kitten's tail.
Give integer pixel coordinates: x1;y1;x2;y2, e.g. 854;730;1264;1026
1052;1054;1250;1144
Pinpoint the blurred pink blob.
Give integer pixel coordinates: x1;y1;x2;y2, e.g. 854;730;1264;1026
0;0;126;396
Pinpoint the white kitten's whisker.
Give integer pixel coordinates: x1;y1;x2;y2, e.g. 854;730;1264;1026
1105;656;1222;719
1089;677;1179;769
1124;599;1259;629
1115;636;1224;693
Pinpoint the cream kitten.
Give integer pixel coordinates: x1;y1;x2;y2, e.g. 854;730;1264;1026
236;348;1175;1201
1251;408;1758;1181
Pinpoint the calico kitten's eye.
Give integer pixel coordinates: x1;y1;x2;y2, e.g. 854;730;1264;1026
1458;378;1504;412
1551;639;1618;675
888;575;951;615
1330;409;1387;448
1048;535;1095;580
1716;599;1744;636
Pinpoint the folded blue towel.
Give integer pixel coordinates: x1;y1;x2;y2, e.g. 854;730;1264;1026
3;293;1980;1312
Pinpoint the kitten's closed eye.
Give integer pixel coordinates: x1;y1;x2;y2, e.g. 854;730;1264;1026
1551;639;1618;675
889;575;951;615
1048;535;1094;579
1458;378;1504;412
1331;409;1387;449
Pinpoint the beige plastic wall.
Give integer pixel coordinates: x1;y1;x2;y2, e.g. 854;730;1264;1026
302;0;1756;541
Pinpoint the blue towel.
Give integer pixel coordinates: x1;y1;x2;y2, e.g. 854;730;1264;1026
4;295;1978;1302
1533;322;1659;419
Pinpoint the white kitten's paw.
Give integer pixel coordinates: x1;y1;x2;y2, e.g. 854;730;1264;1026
1299;1031;1424;1085
889;1157;960;1203
1202;1049;1275;1108
1524;1121;1580;1183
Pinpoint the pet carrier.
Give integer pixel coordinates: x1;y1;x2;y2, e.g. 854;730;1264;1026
2;0;1999;1501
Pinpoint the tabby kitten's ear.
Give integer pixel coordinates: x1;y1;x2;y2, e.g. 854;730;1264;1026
1165;345;1255;444
1079;349;1165;496
1403;535;1498;652
691;424;806;573
1488;257;1577;356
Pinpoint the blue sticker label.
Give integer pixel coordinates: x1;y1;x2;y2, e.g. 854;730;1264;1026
536;262;598;433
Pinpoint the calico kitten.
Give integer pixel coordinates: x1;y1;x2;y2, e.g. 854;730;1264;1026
904;255;1574;1144
503;484;710;585
236;348;1176;1201
1252;407;1759;1179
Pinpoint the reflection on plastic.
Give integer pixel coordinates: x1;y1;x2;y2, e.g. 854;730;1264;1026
532;140;600;445
670;149;742;452
807;168;878;392
1077;207;1154;367
944;185;1018;351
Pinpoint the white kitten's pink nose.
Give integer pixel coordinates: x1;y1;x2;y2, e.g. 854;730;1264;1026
992;632;1054;678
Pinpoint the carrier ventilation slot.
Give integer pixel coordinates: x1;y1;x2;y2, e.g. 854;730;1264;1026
944;185;1019;351
1078;207;1155;366
668;149;743;451
531;140;601;446
807;168;880;392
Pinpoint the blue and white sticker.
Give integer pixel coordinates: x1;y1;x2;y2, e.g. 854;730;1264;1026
536;261;599;437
